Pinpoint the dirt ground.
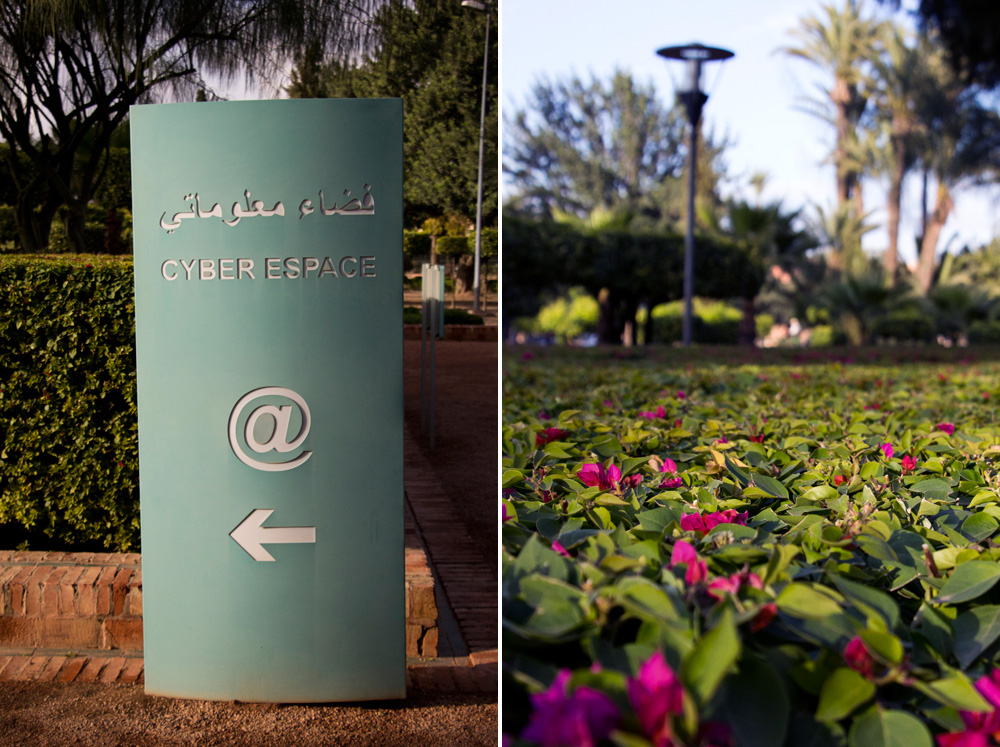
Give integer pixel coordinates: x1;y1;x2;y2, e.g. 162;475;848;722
0;683;497;746
0;312;499;746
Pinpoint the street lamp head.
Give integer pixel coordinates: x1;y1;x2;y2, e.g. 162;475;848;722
656;42;734;124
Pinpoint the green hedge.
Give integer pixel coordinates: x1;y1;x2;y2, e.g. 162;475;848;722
402;306;484;325
0;256;138;550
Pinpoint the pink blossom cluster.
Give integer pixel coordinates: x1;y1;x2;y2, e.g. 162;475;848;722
520;652;731;747
578;463;641;491
680;509;748;533
659;457;683;489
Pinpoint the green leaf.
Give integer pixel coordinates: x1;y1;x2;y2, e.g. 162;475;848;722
750;472;789;499
777;583;845;620
815;668;876;723
961;513;999;541
847;707;933;747
681;607;741;706
953;605;1000;669
932;561;1000;605
830;574;900;630
909;478;953;501
636;506;679;534
798;484;841;504
615;577;679;622
910;673;991;712
517;575;590;639
502;469;525;488
715;653;790;747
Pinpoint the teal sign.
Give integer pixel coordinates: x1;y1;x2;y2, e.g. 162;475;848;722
130;100;404;702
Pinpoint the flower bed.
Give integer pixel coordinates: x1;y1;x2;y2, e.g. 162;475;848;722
502;347;1000;747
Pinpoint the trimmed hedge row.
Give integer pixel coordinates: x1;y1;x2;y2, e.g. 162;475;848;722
0;256;138;550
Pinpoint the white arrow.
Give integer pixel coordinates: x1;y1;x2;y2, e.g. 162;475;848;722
230;509;316;562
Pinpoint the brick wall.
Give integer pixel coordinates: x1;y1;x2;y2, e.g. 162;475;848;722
0;548;437;657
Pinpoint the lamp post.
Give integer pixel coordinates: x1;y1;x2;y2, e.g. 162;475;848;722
657;43;733;346
462;0;491;314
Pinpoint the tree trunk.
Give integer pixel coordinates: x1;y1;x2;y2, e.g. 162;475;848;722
884;148;905;283
64;201;88;254
916;183;953;294
14;194;56;253
833;79;852;209
596;288;619;345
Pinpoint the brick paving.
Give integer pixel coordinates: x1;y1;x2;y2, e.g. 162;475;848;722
403;424;498;655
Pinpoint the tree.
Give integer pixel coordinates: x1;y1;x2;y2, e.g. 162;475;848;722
913;82;1000;293
704;199;818;343
878;0;1000;89
0;0;381;253
504;69;731;231
313;0;497;228
868;28;944;282
782;1;884;218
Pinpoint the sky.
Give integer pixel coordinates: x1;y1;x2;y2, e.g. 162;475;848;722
500;0;1000;265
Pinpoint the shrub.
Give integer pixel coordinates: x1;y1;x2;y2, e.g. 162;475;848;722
532;288;598;343
436;235;470;256
650;299;742;345
403;231;432;257
0;205;18;248
401;306;484;325
873;309;936;343
969;320;1000;344
755;313;775;340
809;324;837;347
0;256;138;550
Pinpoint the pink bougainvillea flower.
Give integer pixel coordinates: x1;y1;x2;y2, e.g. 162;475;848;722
680;513;708;532
577;463;620;490
551;540;571;558
622;473;643;488
844;637;877;680
902;454;916;474
833;475;845;487
706;568;764;600
749;432;766;443
536;427;570;447
521;669;620;747
670;539;708;585
681;509;748;534
937;668;1000;747
626;651;684;745
750;602;778;633
714;437;729;445
935;422;956;435
502;504;512;523
640;405;668;420
521;352;534;361
658;458;683;489
697;721;734;747
676;390;686;400
880;443;894;460
538;410;550;420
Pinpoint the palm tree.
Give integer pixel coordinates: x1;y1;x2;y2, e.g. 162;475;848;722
868;27;929;282
782;1;884;215
912;71;1000;294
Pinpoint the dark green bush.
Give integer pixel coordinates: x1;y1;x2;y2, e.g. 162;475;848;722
0;256;138;550
0;205;17;249
436;235;470;256
969;320;1000;344
873;310;936;343
403;231;432;256
402;306;484;325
